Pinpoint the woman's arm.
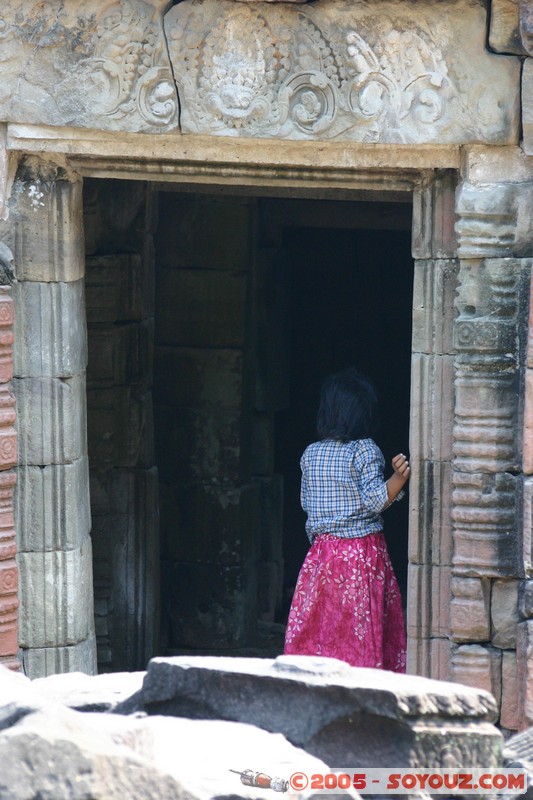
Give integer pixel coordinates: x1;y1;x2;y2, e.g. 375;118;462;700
386;453;410;504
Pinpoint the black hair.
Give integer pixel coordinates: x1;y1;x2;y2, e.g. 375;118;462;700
316;367;378;442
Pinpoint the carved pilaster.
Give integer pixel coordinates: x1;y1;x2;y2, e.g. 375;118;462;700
452;257;530;579
0;472;17;666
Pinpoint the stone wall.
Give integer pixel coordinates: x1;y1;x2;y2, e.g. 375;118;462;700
84;179;159;672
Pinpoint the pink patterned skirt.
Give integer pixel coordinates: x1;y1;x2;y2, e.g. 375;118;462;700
284;532;406;672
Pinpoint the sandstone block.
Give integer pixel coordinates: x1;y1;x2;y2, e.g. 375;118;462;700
13;279;87;378
456;183;533;258
163;562;257;649
91;468;159;672
138;655;501;769
523;369;533;473
519;579;533;618
521;477;533;577
410;353;454;462
167;0;520;145
14;375;86;466
156;194;251;272
85;253;153;323
155;405;243;483
32;670;145;713
409;565;451;640
412;172;458;259
517;620;533;727
411;259;459;355
450;576;491;642
87;320;154;389
501;650;519;731
489;0;526;54
430;638;453;682
525;61;533;158
0;1;178;134
22;633;97;680
160;481;260;565
0;386;17;471
452;472;518;577
153;347;243;409
15;457;91;553
491;579;519;649
87;387;153;469
464;145;533;185
155;268;247;348
408;460;453;566
0;291;14;383
18;539;94;649
451;644;502;708
250;412;275;475
2;178;84;283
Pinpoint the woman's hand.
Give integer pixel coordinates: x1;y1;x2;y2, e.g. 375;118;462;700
385;453;410;506
392;453;410;482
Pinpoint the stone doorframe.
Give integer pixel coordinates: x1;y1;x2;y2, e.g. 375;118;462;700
3;127;533;731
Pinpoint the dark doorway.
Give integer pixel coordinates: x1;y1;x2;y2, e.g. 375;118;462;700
268;199;413;614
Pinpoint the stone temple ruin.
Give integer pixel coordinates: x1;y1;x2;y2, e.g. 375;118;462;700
0;0;532;785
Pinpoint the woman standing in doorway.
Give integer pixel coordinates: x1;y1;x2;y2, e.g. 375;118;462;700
284;367;409;672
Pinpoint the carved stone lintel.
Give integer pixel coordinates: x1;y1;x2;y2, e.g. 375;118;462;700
166;0;519;144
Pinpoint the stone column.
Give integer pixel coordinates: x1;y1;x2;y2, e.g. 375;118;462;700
0;128;18;672
1;158;96;678
407;170;458;679
450;148;533;731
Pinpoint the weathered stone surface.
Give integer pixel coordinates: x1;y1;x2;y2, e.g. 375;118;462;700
85;253;153;323
13;279;87;378
163;563;257;649
501;650;520;731
408;460;453;566
15;457;91;552
0;1;179;134
520;579;533;618
410;354;454;462
154;348;243;410
0;386;17;471
412;172;458;259
518;620;533;728
156;194;252;272
90;468;158;671
0;664;48;730
456;184;533;258
155;269;248;348
22;634;97;680
14;375;86;465
407;564;450;641
0;175;84;282
429;638;453;683
412;259;458;355
0;706;195;800
464;145;533;185
135;655;501;769
524;370;533;474
87;320;154;389
520;0;533;55
489;0;526;54
520;478;533;577
155;406;243;483
32;670;145;713
160;481;260;564
492;579;519;649
0;291;14;384
450;576;491;643
18;538;94;649
451;644;502;709
452;472;518;577
523;59;533;156
87;386;153;468
0;126;8;223
166;0;520;144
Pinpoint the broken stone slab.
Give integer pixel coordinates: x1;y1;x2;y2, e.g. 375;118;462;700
0;665;48;731
0;705;197;800
132;654;502;769
32;670;145;713
503;726;533;799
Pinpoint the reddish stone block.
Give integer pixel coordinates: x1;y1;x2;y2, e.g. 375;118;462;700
0;386;16;470
0;291;14;384
0;595;18;654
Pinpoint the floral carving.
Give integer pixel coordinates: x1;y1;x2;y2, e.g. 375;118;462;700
166;0;518;144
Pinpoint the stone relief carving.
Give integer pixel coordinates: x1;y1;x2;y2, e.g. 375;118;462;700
0;0;178;133
165;0;520;143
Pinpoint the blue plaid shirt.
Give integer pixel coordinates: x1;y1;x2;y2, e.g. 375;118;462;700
301;438;403;543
